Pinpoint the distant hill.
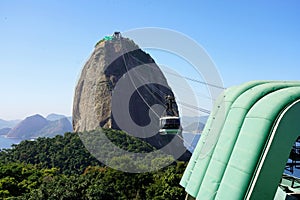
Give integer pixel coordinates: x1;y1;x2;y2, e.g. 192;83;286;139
46;113;72;124
7;114;72;139
0;119;21;129
36;117;73;137
46;113;66;121
7;114;48;138
0;128;11;135
181;116;207;152
182;133;201;153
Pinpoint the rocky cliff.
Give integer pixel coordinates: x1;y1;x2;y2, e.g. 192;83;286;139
73;33;191;160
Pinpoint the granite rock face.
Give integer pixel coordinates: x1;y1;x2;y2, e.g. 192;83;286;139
73;35;191;160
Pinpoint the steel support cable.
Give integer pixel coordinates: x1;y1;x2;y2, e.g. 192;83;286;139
177;101;211;114
128;53;219;103
119;39;161;118
127;52;225;90
127;52;212;115
118;38;203;151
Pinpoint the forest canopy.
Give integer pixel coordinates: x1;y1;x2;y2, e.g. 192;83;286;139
0;129;187;199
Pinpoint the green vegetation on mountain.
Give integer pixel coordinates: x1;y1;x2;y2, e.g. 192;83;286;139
0;129;187;199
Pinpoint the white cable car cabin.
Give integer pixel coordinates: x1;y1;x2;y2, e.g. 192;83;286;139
159;116;182;135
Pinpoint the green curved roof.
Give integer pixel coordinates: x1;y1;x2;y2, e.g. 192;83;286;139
180;81;300;199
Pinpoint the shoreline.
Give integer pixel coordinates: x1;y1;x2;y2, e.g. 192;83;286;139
0;135;20;139
0;135;37;140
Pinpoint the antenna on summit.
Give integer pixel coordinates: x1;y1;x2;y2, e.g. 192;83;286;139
114;31;121;39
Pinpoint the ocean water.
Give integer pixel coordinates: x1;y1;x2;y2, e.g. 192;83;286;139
0;136;22;149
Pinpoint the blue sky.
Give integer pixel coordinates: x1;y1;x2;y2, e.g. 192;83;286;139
0;1;299;120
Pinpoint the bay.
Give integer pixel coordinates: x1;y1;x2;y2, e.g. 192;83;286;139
0;136;22;149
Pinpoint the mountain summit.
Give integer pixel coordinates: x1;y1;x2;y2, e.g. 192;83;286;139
7;114;72;139
7;114;48;138
73;33;191;160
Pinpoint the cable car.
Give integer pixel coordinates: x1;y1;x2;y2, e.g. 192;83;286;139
159;95;182;135
159;116;182;135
